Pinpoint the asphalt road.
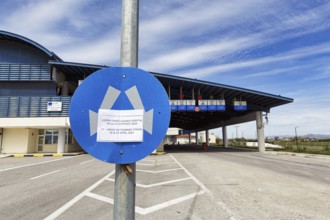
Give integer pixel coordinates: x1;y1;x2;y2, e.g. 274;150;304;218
0;148;329;220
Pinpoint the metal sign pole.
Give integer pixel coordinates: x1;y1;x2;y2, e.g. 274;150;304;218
113;0;139;219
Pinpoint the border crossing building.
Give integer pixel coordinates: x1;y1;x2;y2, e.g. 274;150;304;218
0;31;293;154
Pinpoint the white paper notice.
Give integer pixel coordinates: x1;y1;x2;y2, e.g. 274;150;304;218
97;109;144;142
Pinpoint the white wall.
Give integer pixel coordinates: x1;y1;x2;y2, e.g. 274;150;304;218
0;117;70;128
2;128;29;153
199;133;217;144
27;129;37;153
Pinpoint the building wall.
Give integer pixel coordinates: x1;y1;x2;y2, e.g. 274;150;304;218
42;144;57;153
27;128;37;153
0;81;56;96
66;141;82;153
0;40;49;64
2;128;29;153
199;133;217;144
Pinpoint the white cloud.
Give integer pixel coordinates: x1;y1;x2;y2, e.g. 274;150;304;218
175;42;330;79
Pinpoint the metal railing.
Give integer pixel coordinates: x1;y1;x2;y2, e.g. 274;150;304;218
0;64;51;81
0;96;71;117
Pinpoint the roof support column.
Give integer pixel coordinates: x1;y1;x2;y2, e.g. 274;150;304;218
222;124;228;148
188;132;191;144
57;128;65;153
195;132;198;144
205;130;209;146
0;128;3;154
256;111;265;152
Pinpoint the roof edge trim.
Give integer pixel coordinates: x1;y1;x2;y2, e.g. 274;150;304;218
150;71;293;103
0;30;62;61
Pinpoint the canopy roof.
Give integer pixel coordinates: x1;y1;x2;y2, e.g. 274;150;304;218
0;30;61;61
50;61;293;131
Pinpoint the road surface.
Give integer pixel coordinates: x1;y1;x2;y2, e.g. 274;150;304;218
0;148;329;219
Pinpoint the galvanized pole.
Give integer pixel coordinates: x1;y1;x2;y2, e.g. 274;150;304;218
113;0;139;220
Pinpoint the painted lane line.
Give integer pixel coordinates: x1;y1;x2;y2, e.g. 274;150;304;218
156;162;177;165
169;154;238;220
137;168;183;173
30;170;61;180
136;163;155;166
80;159;95;165
0;155;84;173
142;157;172;162
86;190;205;216
86;192;114;204
139;191;205;215
44;169;115;220
169;154;210;194
106;177;192;188
137;177;192;188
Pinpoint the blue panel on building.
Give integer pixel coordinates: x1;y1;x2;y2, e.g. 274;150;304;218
217;105;226;111
234;105;247;111
207;100;217;111
216;100;226;111
177;100;187;111
169;100;178;111
234;101;247;111
186;100;195;111
199;100;208;111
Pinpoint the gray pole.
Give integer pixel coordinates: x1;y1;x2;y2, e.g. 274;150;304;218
235;126;239;139
113;0;139;220
295;126;299;151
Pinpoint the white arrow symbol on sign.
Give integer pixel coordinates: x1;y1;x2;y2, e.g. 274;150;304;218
88;85;154;136
125;86;154;135
89;86;120;136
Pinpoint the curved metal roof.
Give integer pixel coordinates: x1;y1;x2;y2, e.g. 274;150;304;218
0;30;62;61
50;61;293;131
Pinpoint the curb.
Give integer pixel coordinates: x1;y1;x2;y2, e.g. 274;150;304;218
151;151;167;156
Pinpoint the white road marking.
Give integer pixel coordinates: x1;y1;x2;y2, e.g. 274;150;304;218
156;162;177;165
30;170;61;180
136;162;155;166
46;155;221;218
138;191;205;215
86;192;114;204
170;154;238;220
137;177;192;188
80;159;95;165
0;155;83;173
169;154;210;194
44;170;115;220
106;177;192;188
137;168;182;173
86;188;205;215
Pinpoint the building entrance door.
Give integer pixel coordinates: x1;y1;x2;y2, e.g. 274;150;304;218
37;129;44;152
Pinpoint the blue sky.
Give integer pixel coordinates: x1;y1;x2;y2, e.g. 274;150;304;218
1;0;330;138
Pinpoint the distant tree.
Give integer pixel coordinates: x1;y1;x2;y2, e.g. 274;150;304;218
216;137;222;145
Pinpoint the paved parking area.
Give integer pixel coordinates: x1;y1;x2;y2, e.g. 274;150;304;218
1;148;329;219
45;154;223;220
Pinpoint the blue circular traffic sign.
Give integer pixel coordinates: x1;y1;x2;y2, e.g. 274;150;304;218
70;67;171;164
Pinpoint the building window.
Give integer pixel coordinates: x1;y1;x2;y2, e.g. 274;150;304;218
44;129;58;144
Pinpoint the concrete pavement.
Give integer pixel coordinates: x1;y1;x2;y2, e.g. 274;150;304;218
0;148;329;219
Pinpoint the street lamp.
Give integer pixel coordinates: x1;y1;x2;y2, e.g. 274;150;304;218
295;126;299;151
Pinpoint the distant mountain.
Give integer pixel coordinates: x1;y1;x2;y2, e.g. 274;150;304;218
302;134;330;139
268;134;330;139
